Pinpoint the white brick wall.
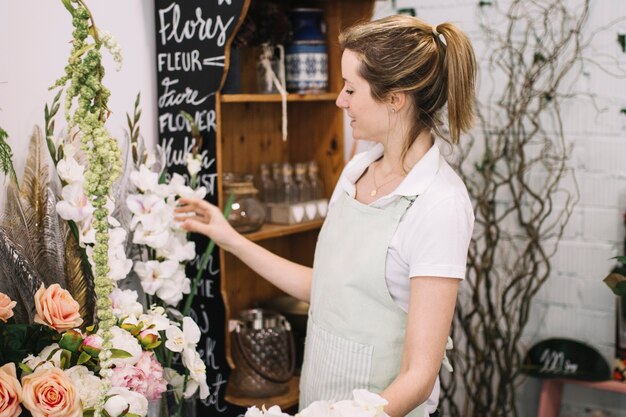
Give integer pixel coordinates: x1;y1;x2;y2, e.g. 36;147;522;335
370;0;626;414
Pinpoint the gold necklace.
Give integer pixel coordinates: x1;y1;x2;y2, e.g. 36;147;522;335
370;163;405;197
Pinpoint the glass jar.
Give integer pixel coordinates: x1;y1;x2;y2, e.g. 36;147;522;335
224;178;266;234
294;162;312;202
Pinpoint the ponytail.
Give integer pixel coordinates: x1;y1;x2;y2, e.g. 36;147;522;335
436;23;477;144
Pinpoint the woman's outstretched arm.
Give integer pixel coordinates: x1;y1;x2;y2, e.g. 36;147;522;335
175;197;313;302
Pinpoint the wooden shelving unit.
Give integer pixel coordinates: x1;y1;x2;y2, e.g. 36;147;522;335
217;0;375;409
221;93;337;103
225;376;300;410
244;220;325;242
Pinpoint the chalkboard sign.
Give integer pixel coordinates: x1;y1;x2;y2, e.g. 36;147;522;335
521;338;610;381
154;1;248;415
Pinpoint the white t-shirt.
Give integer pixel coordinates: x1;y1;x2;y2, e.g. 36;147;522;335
328;142;474;415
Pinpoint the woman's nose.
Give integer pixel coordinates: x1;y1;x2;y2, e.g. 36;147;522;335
336;91;347;109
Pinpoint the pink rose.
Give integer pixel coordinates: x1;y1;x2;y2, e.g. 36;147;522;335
135;352;167;400
0;363;22;417
33;284;83;332
0;293;16;323
21;367;81;417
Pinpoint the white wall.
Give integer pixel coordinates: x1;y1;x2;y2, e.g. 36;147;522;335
0;1;158;187
2;0;626;415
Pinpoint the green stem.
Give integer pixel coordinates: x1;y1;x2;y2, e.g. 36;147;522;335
181;193;235;317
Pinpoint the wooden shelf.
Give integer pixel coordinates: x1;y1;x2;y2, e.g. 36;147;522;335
242;220;324;242
225;375;300;410
220;93;337;103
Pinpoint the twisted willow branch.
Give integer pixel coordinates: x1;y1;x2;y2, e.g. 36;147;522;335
439;1;594;415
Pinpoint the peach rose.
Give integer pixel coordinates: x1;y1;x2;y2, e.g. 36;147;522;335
0;363;22;417
21;367;81;417
33;284;83;332
0;292;16;323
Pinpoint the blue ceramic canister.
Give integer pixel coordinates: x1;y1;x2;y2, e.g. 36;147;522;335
286;8;328;93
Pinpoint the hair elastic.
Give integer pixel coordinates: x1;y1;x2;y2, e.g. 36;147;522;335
432;26;440;36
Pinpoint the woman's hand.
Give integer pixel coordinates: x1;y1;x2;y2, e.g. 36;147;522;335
175;197;242;252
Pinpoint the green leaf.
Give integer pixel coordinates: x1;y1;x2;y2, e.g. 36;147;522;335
61;0;75;14
614;256;626;265
18;362;33;374
110;348;133;359
59;349;72;369
77;351;92;365
46;137;57;162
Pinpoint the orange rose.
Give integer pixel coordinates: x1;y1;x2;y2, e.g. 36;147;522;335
33;284;83;332
0;363;22;417
0;292;16;323
21;367;81;417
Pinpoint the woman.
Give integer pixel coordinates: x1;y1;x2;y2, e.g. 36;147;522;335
176;15;476;417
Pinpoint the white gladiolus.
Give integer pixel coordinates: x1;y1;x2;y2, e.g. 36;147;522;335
57;156;85;184
109;288;144;319
130;165;160;192
56;182;95;222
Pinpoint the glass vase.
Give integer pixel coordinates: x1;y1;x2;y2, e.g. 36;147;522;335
147;390;196;417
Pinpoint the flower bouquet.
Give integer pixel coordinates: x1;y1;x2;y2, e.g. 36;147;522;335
0;1;215;417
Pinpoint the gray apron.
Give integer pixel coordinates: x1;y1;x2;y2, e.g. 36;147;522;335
299;190;426;417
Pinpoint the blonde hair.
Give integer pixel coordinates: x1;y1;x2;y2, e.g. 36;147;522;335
339;15;476;157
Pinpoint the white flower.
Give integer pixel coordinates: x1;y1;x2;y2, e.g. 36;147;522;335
169;173;207;199
110;288;144;319
140;306;171;331
127;193;170;231
108;228;133;281
264;406;292;417
156;268;190;305
131;165;160;192
245;406;265;417
56;183;95;222
182;349;209;399
106;197;121;227
352;389;388;412
157;232;196;263
332;400;373;417
23;343;63;370
185;153;202;177
165;317;200;353
134;260;179;295
64;365;102;409
108;326;143;366
57;156;85;184
78;215;96;246
105;387;148;417
298;400;333;417
132;222;171;249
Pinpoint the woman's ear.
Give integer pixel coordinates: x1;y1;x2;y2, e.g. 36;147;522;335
388;92;407;112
